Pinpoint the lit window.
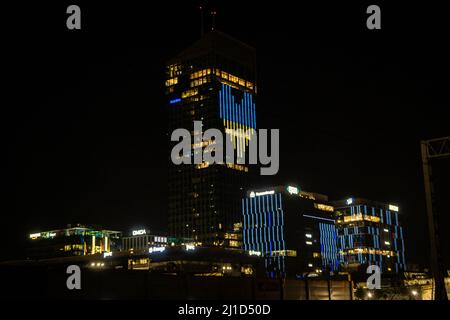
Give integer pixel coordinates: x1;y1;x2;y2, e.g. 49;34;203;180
306;241;313;245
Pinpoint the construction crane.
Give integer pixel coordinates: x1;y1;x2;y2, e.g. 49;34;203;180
421;136;450;300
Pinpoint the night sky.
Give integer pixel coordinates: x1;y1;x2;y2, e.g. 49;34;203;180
3;1;449;269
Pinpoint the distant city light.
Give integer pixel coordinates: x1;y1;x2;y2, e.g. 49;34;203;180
305;233;312;239
367;292;373;298
185;244;195;251
103;252;113;258
346;198;353;205
411;290;418;296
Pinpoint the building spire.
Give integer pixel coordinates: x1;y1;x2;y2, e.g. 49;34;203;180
199;5;204;37
211;10;217;31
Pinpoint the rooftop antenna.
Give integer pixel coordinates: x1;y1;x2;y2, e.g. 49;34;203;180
211;10;217;30
199;6;204;37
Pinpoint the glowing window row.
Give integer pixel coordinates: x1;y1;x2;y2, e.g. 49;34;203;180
341;214;381;223
190;77;210;87
270;250;297;257
314;203;334;212
181;88;199;98
191;68;212;79
216;69;254;90
165;77;178;87
342;248;397;256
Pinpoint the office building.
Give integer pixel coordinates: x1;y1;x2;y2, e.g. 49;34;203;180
166;30;257;247
333;198;406;274
121;228;169;252
27;224;121;259
241;185;339;278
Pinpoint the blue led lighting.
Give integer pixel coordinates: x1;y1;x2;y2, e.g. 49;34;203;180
218;83;256;129
169;98;181;104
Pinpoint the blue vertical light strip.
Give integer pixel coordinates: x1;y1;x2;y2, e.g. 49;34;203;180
251;94;256;128
258;195;262;253
219;86;222;118
242;199;246;250
225;85;229;123
250;197;254;250
243;92;250;127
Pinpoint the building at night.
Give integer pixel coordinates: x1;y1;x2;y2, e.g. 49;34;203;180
27;224;121;259
166;30;257;247
241;185;339;278
121;228;169;253
332;198;406;274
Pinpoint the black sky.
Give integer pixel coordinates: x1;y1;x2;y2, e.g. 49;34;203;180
3;1;449;268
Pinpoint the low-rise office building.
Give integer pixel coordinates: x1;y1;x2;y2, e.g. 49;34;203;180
241;185;339;278
27;224;121;259
333;198;406;274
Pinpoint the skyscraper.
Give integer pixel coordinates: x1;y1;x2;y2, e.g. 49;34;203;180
166;31;257;247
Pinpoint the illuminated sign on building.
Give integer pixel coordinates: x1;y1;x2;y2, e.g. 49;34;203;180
249;190;275;198
389;204;399;212
248;250;262;256
29;233;41;239
286;186;299;195
185;244;195;251
149;247;165;254
103;252;113;258
132;229;146;236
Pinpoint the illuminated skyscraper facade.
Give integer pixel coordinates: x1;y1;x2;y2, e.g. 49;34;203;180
242;186;339;278
333;198;406;274
166;31;257;247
